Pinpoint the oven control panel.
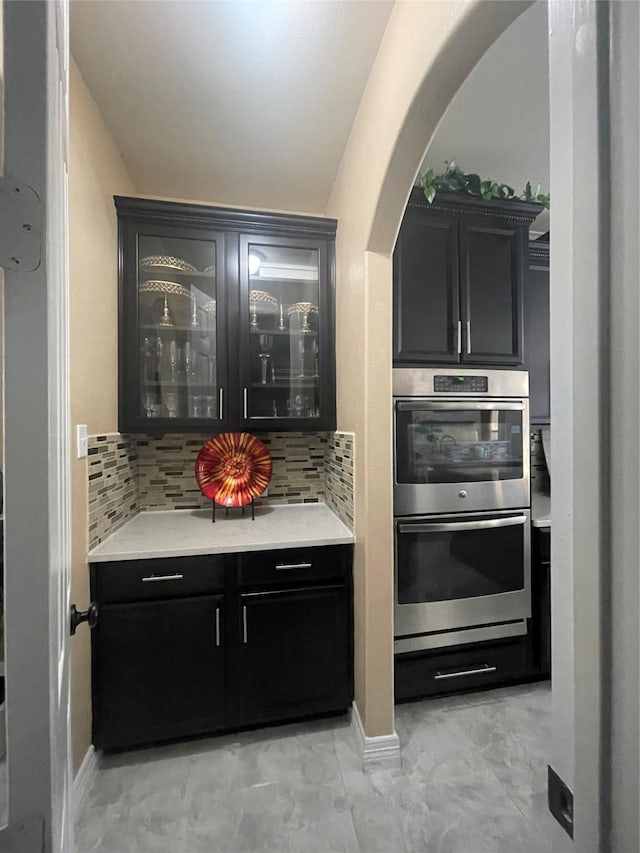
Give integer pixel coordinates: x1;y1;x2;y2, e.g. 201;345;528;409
434;375;489;393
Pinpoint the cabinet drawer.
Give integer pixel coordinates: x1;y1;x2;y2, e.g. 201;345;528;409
91;555;225;604
239;545;349;588
395;638;528;702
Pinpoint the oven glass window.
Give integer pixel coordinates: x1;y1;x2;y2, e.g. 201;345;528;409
395;405;524;484
397;520;525;604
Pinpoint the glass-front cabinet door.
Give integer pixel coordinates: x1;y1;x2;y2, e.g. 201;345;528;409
120;223;227;431
117;197;336;433
238;234;333;428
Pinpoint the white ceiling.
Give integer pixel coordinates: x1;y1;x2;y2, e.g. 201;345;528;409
421;1;550;232
70;0;393;214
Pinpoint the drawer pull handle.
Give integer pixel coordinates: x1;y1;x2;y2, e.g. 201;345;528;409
434;664;497;681
242;605;248;644
141;574;184;583
215;607;221;647
275;562;312;571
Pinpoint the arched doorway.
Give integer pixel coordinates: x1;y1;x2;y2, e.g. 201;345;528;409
327;1;618;849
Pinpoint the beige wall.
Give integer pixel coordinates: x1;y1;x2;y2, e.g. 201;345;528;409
326;0;529;736
69;58;136;771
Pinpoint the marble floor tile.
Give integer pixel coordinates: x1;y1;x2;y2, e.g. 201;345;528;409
76;682;554;853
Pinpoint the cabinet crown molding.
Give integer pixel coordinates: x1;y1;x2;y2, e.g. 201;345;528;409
114;196;338;240
407;187;543;224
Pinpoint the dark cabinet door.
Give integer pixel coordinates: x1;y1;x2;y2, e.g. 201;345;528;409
237;233;336;431
524;243;550;423
92;594;226;749
118;218;230;433
459;215;525;365
238;585;352;726
393;207;460;364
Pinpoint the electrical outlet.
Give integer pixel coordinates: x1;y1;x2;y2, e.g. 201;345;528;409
76;424;88;459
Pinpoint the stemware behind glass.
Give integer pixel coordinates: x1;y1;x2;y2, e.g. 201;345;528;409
164;392;178;417
142;392;156;417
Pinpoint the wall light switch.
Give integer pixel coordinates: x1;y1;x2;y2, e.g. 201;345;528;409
76;424;88;459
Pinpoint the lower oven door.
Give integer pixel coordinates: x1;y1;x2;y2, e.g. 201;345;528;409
394;510;531;652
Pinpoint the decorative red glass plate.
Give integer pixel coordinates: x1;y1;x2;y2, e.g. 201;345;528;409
195;432;272;507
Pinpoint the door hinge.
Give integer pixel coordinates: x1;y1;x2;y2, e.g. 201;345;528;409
548;764;574;839
0;175;42;272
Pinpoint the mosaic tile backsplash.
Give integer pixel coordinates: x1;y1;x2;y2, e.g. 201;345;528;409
137;432;327;511
87;430;355;549
325;432;354;530
88;434;138;550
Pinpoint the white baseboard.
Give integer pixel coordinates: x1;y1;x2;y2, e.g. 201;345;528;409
72;745;99;820
350;701;402;772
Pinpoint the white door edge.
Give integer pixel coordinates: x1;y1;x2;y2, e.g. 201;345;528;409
0;1;72;850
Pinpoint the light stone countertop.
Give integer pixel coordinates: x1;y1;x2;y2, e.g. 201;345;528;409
88;503;354;563
531;490;551;529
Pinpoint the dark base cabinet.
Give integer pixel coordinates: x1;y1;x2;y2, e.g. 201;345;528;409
93;596;226;750
90;545;353;751
394;637;531;703
531;526;551;676
239;585;351;726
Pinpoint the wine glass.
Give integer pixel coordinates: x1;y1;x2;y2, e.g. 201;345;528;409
142;337;152;382
142;392;156;417
168;340;178;383
258;353;271;385
164;391;178;418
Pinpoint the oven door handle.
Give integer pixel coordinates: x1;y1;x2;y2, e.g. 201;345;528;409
395;401;525;412
397;516;527;534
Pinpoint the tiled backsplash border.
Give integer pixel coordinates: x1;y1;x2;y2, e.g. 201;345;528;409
88;430;355;550
87;434;139;550
325;432;354;530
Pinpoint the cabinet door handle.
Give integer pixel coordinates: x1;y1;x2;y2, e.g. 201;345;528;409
219;388;224;420
456;320;462;355
141;574;184;583
466;320;472;354
215;607;221;647
434;664;496;680
243;387;248;419
275;562;312;571
242;605;248;644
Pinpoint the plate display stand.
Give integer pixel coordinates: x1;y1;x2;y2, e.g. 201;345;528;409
210;498;255;523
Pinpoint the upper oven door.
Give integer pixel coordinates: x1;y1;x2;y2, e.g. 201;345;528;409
394;398;530;515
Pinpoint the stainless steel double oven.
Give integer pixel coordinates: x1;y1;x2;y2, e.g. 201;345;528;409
393;368;531;652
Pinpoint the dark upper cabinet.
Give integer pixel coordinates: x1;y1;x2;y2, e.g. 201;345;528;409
524;241;550;424
116;197;337;433
393;208;459;362
393;189;542;367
